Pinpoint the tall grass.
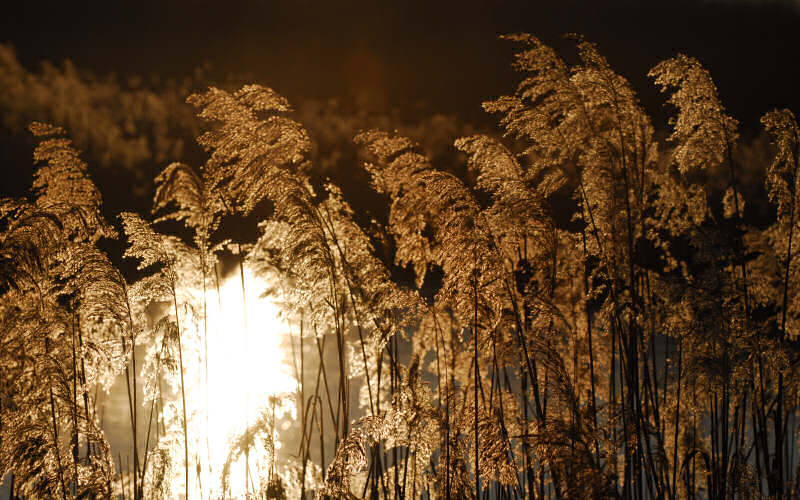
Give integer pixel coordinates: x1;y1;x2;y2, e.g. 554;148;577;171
2;34;800;500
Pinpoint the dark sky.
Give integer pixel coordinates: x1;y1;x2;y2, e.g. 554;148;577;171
2;0;799;130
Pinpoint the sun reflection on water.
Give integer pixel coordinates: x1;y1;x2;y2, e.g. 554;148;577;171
176;266;296;499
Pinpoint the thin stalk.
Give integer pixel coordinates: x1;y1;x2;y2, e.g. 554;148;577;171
235;244;250;496
171;292;189;500
131;315;140;499
671;340;682;499
318;206;376;416
140;330;170;487
45;336;69;500
201;255;210;493
473;265;480;499
298;319;306;499
581;226;599;458
314;333;339;444
76;323;93;456
70;310;80;493
120;336;137;499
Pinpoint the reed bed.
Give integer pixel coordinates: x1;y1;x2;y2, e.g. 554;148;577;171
2;34;800;500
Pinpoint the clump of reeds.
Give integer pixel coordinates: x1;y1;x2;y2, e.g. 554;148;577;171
3;32;800;500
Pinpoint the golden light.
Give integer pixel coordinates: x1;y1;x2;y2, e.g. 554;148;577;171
176;265;297;499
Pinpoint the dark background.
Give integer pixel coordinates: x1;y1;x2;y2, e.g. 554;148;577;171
2;0;799;131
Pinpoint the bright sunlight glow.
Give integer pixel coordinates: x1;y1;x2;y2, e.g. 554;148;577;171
178;266;297;499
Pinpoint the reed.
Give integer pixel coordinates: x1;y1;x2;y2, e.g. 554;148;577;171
3;33;800;500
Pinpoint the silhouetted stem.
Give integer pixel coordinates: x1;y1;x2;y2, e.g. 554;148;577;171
171;292;189;500
45;336;69;500
473;264;480;499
